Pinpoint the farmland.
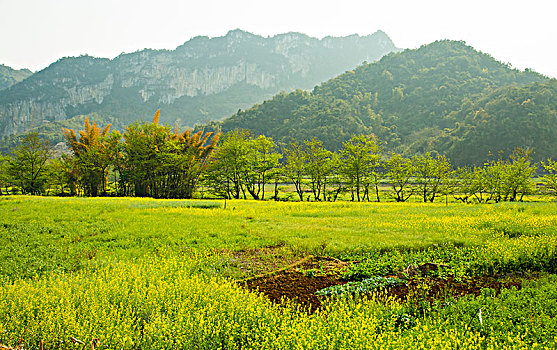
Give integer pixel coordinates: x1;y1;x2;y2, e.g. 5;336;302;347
1;196;557;349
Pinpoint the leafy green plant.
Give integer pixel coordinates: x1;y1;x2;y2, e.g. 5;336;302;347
316;276;403;296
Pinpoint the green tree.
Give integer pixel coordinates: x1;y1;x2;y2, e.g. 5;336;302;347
304;138;333;201
63;117;118;196
386;153;415;202
339;135;381;202
208;131;279;201
122;111;219;199
206;129;252;199
121;116;168;197
49;155;79;196
325;153;344;202
500;148;536;201
244;135;281;200
482;157;506;203
223;130;251;199
452;166;491;204
0;154;10;195
413;153;453;202
112;140;131;196
169;129;220;199
540;159;557;197
283;142;307;201
270;163;284;201
7;132;52;195
368;156;385;203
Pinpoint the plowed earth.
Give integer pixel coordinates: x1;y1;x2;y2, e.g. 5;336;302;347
241;256;528;313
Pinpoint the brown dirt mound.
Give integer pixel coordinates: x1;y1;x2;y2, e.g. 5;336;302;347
242;271;343;312
293;256;350;276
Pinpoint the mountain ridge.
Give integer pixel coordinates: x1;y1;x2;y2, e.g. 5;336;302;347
0;29;398;138
207;40;552;165
0;64;33;91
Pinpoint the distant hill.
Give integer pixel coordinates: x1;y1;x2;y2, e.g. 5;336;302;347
211;40;551;164
441;80;557;165
0;113;118;155
0;29;398;138
0;64;32;91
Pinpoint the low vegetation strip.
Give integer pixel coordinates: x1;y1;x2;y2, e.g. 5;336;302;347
315;276;403;296
1;196;556;280
2;113;556;204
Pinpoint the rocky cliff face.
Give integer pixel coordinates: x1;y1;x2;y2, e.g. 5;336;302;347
0;29;398;137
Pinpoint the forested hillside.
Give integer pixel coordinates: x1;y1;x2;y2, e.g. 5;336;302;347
213;40;552;164
441;80;557;165
0;64;32;91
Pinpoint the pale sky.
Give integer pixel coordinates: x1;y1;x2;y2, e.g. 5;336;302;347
1;0;556;78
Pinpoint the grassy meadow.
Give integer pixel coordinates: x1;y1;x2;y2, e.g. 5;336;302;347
1;196;557;349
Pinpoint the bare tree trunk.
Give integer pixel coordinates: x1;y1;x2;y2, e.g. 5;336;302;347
273;179;279;201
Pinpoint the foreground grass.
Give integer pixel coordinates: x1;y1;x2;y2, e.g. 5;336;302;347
1;196;557;348
1;196;556;279
1;253;556;349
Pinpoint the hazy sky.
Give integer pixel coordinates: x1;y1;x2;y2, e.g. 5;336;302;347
1;0;556;77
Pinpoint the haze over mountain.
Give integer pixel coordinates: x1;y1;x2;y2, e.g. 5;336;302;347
209;40;554;165
0;29;398;138
0;64;32;91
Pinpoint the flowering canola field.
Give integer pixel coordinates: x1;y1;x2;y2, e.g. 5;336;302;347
1;196;556;349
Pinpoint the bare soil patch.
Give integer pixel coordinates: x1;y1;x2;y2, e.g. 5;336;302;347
244;272;343;312
241;256;531;312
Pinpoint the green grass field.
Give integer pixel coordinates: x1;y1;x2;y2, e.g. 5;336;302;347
1;196;557;349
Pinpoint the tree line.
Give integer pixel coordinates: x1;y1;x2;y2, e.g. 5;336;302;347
0;113;556;202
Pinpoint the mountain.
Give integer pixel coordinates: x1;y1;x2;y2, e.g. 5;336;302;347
0;64;32;91
442;80;557;165
0;29;398;138
212;40;551;164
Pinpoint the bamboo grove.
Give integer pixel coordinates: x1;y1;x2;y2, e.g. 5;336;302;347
0;112;556;202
